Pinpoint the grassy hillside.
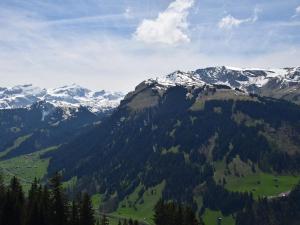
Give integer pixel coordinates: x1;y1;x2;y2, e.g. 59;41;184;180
214;157;299;198
92;193;103;210
112;182;165;225
0;146;58;191
0;134;32;158
203;209;235;225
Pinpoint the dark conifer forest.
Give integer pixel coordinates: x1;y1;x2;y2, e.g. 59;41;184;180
0;173;203;225
154;199;204;225
0;173;95;225
236;182;300;225
1;172;300;225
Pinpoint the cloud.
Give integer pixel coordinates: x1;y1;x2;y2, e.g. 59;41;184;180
0;2;299;93
134;0;194;45
293;5;300;17
218;15;246;29
253;7;261;22
218;7;261;30
44;14;126;26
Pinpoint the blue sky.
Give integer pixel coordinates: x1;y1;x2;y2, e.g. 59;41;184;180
0;0;299;91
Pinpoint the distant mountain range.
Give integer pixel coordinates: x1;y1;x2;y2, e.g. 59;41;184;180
1;67;299;115
146;66;300;104
0;83;124;113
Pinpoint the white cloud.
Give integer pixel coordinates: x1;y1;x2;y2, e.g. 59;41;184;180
218;15;245;29
0;5;299;93
134;0;194;45
291;5;300;18
253;7;261;22
296;5;300;14
219;7;261;30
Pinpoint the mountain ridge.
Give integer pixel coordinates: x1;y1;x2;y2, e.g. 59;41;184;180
123;66;299;109
147;66;300;93
0;83;124;113
1;66;299;113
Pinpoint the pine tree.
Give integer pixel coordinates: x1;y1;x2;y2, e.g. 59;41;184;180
10;176;24;204
0;173;4;195
176;204;183;225
28;178;39;201
1;191;15;225
128;219;133;225
154;199;165;225
0;173;5;225
1;177;25;225
100;214;109;225
183;207;200;225
153;200;203;225
26;201;40;225
70;200;80;225
40;185;51;225
79;193;95;225
49;173;68;225
100;215;109;225
11;176;25;225
26;178;40;225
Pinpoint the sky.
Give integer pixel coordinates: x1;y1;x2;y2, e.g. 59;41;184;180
0;0;300;92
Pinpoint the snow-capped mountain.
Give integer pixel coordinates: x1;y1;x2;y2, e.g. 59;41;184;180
0;84;124;113
194;66;300;91
1;66;299;113
142;66;300;104
146;70;206;89
148;66;300;90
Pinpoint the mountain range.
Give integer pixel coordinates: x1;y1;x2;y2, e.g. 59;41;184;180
1;66;299;115
0;83;124;113
0;66;300;225
44;66;300;218
147;66;300;104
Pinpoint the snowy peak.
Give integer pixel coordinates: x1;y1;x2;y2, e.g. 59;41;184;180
145;66;300;92
0;84;46;97
0;84;124;113
146;70;205;89
44;84;124;113
50;84;91;97
194;66;271;90
0;84;46;109
159;70;206;87
194;66;300;89
139;66;300;105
